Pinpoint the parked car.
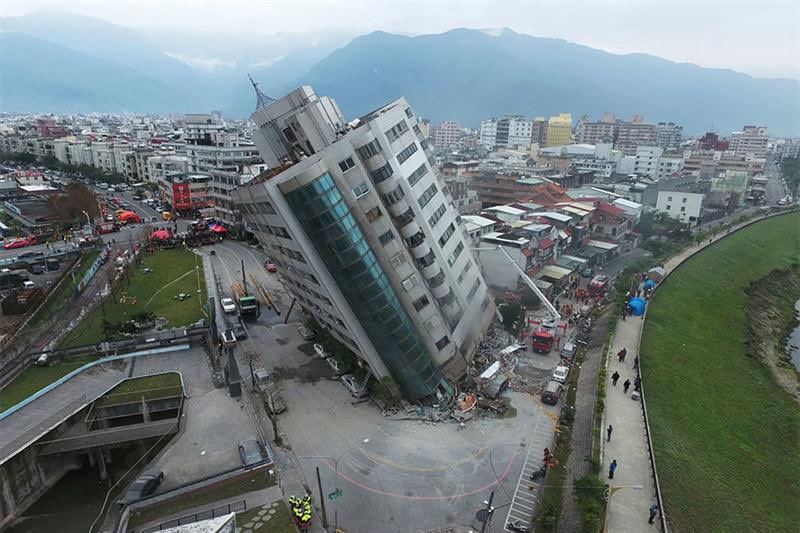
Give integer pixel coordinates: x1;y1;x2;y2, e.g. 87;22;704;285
552;365;570;384
265;262;278;273
313;343;330;358
221;297;237;314
560;342;577;361
232;320;247;339
4;236;38;250
16;250;44;260
238;438;269;467
340;374;369;398
298;326;315;341
580;267;594;278
118;471;164;506
541;381;565;405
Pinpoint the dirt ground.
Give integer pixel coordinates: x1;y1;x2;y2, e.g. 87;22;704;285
745;265;800;402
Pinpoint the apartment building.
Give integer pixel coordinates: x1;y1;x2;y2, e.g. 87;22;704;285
655;190;704;226
479;119;498;149
577;114;617;145
182;114;262;223
233;86;494;403
655;122;683;151
545;113;573;147
433;120;462;152
632;146;664;177
730;125;768;159
158;173;213;213
615;121;658;156
493;115;533;149
531;118;548;147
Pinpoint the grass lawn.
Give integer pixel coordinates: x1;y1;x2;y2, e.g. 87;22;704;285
128;469;277;528
236;500;295;533
31;249;101;326
60;248;207;348
641;212;800;532
93;372;183;408
0;357;95;412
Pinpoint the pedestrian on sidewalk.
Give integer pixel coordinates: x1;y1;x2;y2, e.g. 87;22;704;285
634;377;641;392
606;424;613;442
608;459;618;479
649;504;659;524
623;379;631;394
612;371;620;386
617;348;627;362
633;356;639;369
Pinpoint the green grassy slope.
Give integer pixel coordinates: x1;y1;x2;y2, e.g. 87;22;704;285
641;212;800;532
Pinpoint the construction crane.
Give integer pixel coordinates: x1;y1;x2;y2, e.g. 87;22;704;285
472;245;562;353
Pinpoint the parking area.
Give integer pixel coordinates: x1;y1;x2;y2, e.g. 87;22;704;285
140;347;260;491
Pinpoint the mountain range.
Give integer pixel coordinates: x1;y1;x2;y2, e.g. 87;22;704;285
1;11;798;135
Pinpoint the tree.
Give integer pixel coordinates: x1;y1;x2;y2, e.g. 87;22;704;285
48;182;100;225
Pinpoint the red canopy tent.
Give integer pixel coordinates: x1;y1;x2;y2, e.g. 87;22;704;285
118;211;142;224
150;229;171;241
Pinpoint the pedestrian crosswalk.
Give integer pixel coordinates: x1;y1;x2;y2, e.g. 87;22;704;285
503;416;552;532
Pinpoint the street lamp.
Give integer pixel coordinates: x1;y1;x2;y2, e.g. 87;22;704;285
601;484;644;533
334;438;369;530
299;437;370;531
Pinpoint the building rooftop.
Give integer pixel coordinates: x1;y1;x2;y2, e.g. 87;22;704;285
485;205;526;216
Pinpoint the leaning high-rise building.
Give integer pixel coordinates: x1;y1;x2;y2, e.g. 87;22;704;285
232;86;495;402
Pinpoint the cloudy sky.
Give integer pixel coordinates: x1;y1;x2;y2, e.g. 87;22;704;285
4;0;799;79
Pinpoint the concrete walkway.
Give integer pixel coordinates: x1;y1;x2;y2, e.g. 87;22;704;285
601;210;793;532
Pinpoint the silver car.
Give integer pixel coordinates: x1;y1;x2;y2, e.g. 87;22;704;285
238;439;269;467
340;374;369;398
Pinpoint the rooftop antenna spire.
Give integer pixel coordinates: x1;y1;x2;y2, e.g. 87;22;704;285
248;73;275;112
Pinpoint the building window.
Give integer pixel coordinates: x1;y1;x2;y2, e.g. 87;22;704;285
385;120;409;143
435;336;450;350
352;181;369;199
356;139;381;160
405;108;414;119
682;197;687;203
378;230;395;245
680;206;686;212
438;223;456;247
417;183;438;209
413;295;430;311
390;252;407;268
365;207;383;222
383;185;405;205
369;162;394;183
396;142;418;164
282;127;297;143
467;278;481;301
448;241;464;266
338;157;356;173
667;196;673;202
402;275;418;291
666;205;671;210
407;164;428;187
428;203;447;227
423;317;440;332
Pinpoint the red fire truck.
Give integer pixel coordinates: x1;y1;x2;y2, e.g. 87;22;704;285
587;274;610;298
531;328;555;353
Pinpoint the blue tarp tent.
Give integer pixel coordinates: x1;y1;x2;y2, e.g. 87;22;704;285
644;279;656;290
628;297;647;316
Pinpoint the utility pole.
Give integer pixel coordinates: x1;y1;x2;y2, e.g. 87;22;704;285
315;466;329;529
241;259;247;293
479;491;495;533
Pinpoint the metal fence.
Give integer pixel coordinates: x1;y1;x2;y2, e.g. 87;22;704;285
140;500;245;532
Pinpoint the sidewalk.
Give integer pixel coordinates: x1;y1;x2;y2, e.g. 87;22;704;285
601;211;790;532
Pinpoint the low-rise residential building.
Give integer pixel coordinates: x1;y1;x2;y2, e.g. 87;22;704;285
655;190;704;226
